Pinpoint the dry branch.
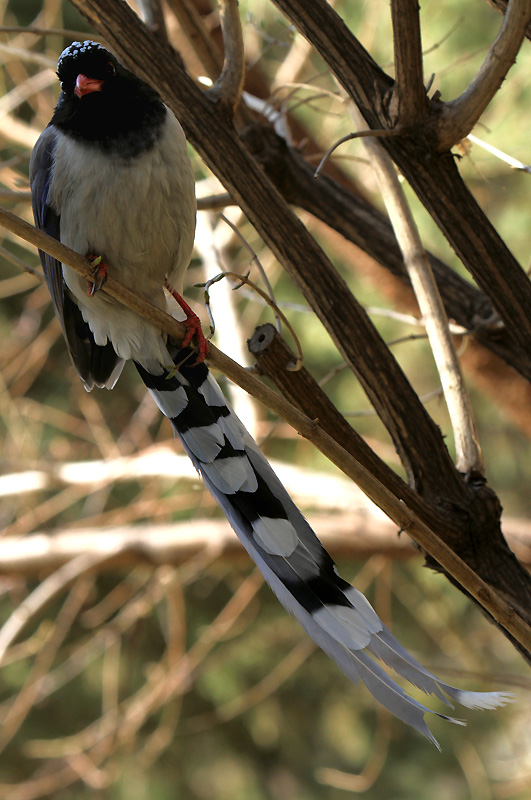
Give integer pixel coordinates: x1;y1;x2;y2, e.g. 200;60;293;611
0;514;529;576
165;0;223;80
0;514;410;576
208;0;245;110
239;123;531;384
248;323;438;528
0;553;117;665
271;0;531;360
348;101;482;475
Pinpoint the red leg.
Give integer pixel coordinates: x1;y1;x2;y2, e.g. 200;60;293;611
165;278;209;362
87;255;108;297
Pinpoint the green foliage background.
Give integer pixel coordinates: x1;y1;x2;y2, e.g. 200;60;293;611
0;1;529;798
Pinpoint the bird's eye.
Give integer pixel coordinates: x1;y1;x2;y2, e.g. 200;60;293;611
106;61;116;76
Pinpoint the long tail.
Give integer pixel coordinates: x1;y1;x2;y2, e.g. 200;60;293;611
135;345;512;748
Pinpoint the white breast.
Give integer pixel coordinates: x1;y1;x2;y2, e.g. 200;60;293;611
49;109;196;370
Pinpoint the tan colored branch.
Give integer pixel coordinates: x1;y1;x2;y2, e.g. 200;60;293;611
0;514;408;577
435;0;531;151
0;446;373;514
0;553;118;665
0;112;40;148
136;0;168;41
208;0;245;110
165;0;223;81
348;103;483;475
0;515;529;576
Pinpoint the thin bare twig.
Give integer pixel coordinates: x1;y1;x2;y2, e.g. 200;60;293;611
0;553;120;666
422;17;465;57
314;127;402;178
317;705;392;791
0;69;56;118
348;101;483;475
28;571;264;759
0;25;95;38
0;578;95;754
208;0;245;110
179;638;315;733
343;387;444;417
268;79;340;105
467;133;531;172
202;269;303;367
0;43;55;68
217;211;282;332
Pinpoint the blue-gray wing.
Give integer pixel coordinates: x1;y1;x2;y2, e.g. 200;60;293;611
29;126;64;314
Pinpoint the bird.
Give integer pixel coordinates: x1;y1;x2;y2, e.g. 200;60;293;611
30;40;510;748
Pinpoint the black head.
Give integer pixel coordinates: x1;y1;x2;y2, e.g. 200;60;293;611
57;41;118;97
52;41;166;157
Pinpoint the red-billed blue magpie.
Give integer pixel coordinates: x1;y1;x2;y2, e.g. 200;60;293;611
29;41;510;747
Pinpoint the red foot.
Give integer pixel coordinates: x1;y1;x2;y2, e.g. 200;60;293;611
87;255;108;297
165;277;209;363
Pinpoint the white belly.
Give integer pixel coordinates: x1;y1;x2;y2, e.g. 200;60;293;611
49;110;196;368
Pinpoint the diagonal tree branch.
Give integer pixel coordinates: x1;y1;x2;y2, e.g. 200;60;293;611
208;0;245;110
487;0;531;38
247;322;440;529
271;0;531;365
390;0;426;127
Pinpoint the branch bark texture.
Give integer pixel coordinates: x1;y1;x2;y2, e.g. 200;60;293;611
271;0;531;361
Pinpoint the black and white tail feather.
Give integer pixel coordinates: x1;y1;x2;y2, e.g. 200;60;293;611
136;342;512;749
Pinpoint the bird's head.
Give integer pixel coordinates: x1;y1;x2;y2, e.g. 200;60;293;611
57;41;119;100
52;41;166;155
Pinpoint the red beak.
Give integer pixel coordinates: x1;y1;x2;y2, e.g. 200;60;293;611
74;74;104;98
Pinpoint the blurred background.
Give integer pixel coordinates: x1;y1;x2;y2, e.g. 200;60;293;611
0;0;530;797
